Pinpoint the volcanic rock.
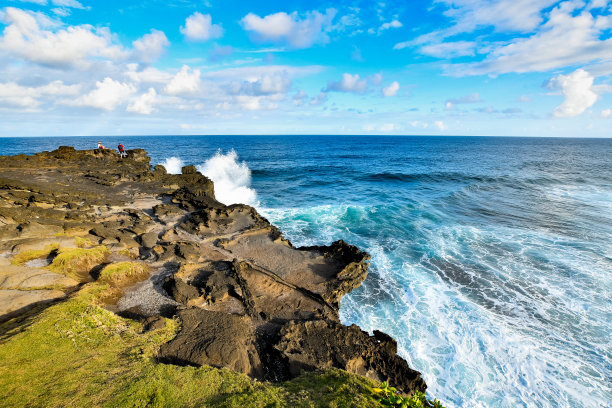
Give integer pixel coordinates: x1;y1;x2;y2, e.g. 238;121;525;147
0;146;427;395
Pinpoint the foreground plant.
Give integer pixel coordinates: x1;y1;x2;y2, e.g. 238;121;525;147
373;381;445;408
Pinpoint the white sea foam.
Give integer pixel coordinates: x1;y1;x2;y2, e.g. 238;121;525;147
196;149;258;207
161;156;184;174
262;203;612;408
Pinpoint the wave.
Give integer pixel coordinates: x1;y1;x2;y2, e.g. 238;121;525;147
161;157;185;174
159;150;258;207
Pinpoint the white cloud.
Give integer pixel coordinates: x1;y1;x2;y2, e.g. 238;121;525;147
382;81;400;97
548;68;598;117
180;12;223;42
445;93;481;109
230;72;291;96
418;40;477;58
326;73;367;93
51;0;85;9
0;7;124;68
0;80;80;108
132;29;169;63
127;88;157;115
124;65;173;84
453;2;612;75
379;19;402;33
71;77;136;111
164;65;201;96
241;9;337;49
310;91;327;105
439;0;557;33
435;120;448;131
601;108;611;117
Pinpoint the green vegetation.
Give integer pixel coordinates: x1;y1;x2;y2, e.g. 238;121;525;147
0;247;444;408
373;381;445;408
0;281;384;407
48;246;110;281
10;243;59;266
74;236;95;248
98;262;149;286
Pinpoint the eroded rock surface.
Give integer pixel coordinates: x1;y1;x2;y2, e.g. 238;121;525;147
0;146;426;395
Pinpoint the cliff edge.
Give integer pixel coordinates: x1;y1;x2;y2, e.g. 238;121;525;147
0;146;426;395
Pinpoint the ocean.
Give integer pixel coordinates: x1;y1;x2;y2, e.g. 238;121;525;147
0;135;610;408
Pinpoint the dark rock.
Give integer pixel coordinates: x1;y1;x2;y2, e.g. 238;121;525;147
158;308;264;377
181;165;197;174
139;232;158;249
175;242;200;261
272;319;427;394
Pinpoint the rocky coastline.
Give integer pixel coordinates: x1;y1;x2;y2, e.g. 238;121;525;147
0;147;426;397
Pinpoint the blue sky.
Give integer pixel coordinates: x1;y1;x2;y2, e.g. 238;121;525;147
1;0;611;136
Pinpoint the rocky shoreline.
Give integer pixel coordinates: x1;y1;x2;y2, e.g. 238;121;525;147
0;146;426;395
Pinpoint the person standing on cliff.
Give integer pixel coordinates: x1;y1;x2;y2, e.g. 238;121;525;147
117;143;126;158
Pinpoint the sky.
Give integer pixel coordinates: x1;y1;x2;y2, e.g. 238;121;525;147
0;0;611;137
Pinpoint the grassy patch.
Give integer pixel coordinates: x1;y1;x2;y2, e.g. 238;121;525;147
98;262;149;286
119;247;139;259
75;236;95;248
48;246;110;281
11;243;59;266
0;282;390;408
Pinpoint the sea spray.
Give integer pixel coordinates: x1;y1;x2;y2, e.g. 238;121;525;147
196;149;258;207
161;157;184;174
159;150;258;206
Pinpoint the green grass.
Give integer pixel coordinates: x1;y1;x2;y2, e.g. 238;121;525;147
74;236;95;248
10;244;59;266
0;282;384;408
48;246;110;281
98;262;149;286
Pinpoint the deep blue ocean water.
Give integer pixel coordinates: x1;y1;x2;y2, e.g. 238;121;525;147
1;136;610;408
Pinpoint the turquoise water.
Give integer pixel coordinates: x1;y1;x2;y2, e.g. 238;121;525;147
1;136;611;407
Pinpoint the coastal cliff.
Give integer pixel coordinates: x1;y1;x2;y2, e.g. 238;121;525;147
0;147;428;406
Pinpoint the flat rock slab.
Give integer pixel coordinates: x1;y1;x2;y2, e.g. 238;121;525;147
0;265;78;289
0;289;64;322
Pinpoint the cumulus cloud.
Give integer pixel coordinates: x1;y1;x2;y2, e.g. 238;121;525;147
0;7;124;68
132;29;169;63
453;2;612;75
379;19;402;33
601;108;611;117
71;77;136;111
382;81;400;97
127;88;157;115
547;68;598;118
241;9;337;49
0;80;80;108
164;65;201;96
326;73;367;93
230;72;291;96
180;12;223;42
